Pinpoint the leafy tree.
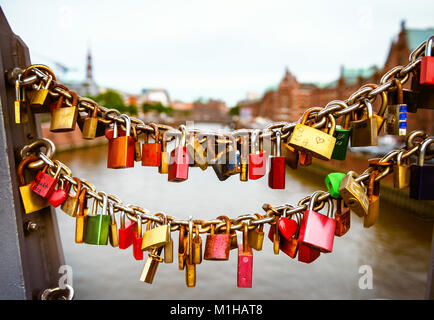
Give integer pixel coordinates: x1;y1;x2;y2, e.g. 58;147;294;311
229;105;240;116
92;89;128;114
142;101;174;115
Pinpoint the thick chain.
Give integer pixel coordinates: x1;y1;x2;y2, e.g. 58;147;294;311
15;39;429;144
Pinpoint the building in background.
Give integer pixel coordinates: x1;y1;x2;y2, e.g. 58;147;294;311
65;49;100;97
238;21;434;134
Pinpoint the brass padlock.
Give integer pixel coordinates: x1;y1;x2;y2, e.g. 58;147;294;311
108;202;119;247
141;213;169;251
393;150;410;189
30;74;53;107
139;247;164;284
350;99;378;147
17;155;50;214
248;214;265;251
185;217;196;287
50;90;79;132
192;224;202;264
61;177;82;217
164;220;174;263
289;109;337;160
178;225;187;270
187;133;208;170
75;188;88;244
159;130;172;174
339;171;369;217
364;170;380;228
82;104;100;139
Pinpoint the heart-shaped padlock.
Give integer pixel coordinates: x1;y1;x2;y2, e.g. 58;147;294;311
277;217;298;240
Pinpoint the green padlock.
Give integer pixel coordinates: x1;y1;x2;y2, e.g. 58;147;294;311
331;113;351;161
325;172;346;198
83;191;111;245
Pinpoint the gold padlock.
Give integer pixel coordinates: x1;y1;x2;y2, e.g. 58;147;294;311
50;90;79;132
61;177;82;217
75;188;88;244
364;171;380;228
393;150;410;189
185;217;196;287
350;99;378;147
339;171;369;217
140;247;163;284
82;103;100;139
187;133;208;170
248;214;265;251
17;155;50;214
289;108;337;160
192;223;202;264
141;213;169;251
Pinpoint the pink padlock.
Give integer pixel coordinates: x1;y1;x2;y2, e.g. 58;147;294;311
168;125;189;182
299;191;336;253
237;223;253;288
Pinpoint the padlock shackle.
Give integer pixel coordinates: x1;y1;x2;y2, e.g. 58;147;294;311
418;137;434;166
363;99;374;118
120;114;131;137
251;129;260;154
242;223;249;254
77;188;87;217
216;215;231;234
150;123;160;143
425;36;434;57
307;191;324;212
274;130;281;157
17;155;40;186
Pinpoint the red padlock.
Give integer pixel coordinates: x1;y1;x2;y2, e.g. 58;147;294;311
420;36;434;87
142;123;161;167
31;162;63;199
248;129;267;180
237;223;253;288
119;210;136;249
298;243;321;263
48;178;69;207
334;198;351;237
132;214;143;260
204;216;231;261
106;121;126;169
299;191;336;253
108;114;135;169
299;151;313;166
168;125;189;182
267;212;300;259
268;130;285;189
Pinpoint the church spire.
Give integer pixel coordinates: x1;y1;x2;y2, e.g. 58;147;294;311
86;48;93;82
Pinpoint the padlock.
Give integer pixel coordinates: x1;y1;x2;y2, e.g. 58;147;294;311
331;113;352;160
204;216;231;261
118;210;136;249
289;109;337;160
298;242;321;264
75;188;88;244
30;162;62;199
410;66;434;111
299;191;335;253
141;213;169;251
108;202;119;247
17;155;50;214
222;135;241;178
350;99;378;147
334;198;351;237
132;126;142;162
50;90;79;132
267;220;299;258
186;133;208;170
325;172;346;198
248;214;264;251
249;130;267;179
142;123;161;167
393;150;411;189
277;208;299;241
268;130;285;189
299;151;312;166
83;192;110;245
178;225;187;270
420;36;434;87
267;224;280;255
281;137;299;170
61;177;82;217
339;171;369;217
164;220;174;263
30;74;53;107
410;137;434;200
230;230;238;250
237;223;253;288
133;214;144;260
14;74;28;124
185;217;196;287
239;134;249;181
364;170;380;228
384;79;407;136
168;125;189;182
280;212;301;259
48;177;70;207
159;130;172;174
82;104;100;139
192;223;202;264
77;99;107;138
109;114;135;169
211;137;231;181
139;247;163;284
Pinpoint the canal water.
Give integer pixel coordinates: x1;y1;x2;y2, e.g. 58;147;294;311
55;123;433;300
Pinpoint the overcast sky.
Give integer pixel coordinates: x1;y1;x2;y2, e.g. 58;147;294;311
1;0;433;106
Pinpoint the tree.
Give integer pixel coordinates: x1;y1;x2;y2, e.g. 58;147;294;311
91;89;128;114
142;101;174;116
229;105;240;116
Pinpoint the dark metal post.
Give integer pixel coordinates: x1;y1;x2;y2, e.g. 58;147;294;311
0;8;65;299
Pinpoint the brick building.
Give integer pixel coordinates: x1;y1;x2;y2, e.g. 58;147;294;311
239;22;434;134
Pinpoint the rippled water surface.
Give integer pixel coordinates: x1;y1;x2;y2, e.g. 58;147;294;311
55;123;433;300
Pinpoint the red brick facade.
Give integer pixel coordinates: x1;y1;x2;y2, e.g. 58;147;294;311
239;23;434;135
